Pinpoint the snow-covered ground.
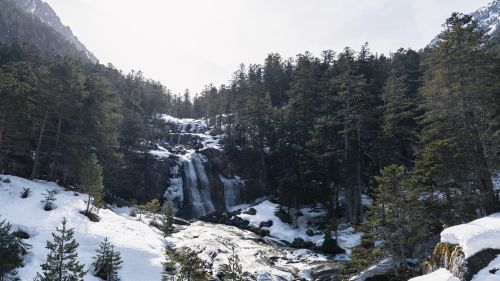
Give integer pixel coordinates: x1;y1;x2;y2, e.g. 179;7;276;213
237;200;362;259
0;175;342;281
0;175;164;281
409;269;459;281
409;212;500;281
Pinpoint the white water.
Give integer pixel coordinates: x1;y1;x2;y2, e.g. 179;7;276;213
221;175;240;209
183;154;216;217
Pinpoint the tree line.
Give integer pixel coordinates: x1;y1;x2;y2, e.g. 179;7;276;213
174;13;500;276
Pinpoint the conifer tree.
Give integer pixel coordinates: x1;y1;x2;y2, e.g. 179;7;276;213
0;219;30;281
79;153;104;215
145;198;160;219
218;245;243;281
36;218;86;281
92;237;123;281
41;189;57;211
176;249;207;281
160;200;175;237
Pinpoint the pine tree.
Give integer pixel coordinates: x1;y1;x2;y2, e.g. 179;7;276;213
218;245;243;281
36;218;87;281
0;219;30;281
145;198;160;219
176;249;207;281
160;200;175;237
419;13;499;216
362;165;426;268
41;189;57;211
92;237;123;281
79;153;104;215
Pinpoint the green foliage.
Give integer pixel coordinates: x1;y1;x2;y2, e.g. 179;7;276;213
163;248;207;281
79;153;104;215
92;237;123;281
160;200;175;237
36;218;87;281
218;245;244;281
0;218;30;281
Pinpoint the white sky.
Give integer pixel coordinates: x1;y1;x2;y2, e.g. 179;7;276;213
43;0;490;95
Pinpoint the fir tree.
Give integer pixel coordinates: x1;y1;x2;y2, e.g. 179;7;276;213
36;218;87;281
0;219;30;281
218;245;243;281
79;153;104;215
145;198;160;219
176;249;207;281
92;237;123;281
160;200;175;237
41;189;57;211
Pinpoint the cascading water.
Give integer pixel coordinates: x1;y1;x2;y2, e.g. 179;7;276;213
182;154;215;217
220;175;240;209
153;114;244;218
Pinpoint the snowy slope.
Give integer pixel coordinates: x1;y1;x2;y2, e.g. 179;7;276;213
0;175;164;281
237;200;362;258
0;175;342;281
409;269;459;281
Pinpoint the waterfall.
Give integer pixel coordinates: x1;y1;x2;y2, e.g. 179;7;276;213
220;175;240;209
183;154;215;217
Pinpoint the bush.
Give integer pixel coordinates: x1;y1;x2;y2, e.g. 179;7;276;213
20;187;31;198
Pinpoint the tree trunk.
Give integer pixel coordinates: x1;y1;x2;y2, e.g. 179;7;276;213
50;116;62;179
30;111;48;179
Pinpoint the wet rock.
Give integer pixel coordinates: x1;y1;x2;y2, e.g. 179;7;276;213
274;207;292;224
291;237;315;249
245;207;257;215
259;220;273;228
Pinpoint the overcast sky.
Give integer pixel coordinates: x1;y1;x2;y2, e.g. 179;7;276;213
43;0;490;95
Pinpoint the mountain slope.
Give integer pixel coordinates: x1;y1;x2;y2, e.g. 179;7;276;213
11;0;97;62
0;0;95;62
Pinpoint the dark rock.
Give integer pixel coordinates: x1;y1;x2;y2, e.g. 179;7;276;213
245;208;257;215
259;220;273;228
321;237;345;255
306;229;314;236
274;208;292;224
291;237;314;249
13;230;30;239
425;242;500;281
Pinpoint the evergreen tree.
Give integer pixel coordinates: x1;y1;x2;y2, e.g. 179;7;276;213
160;200;175;237
41;189;57;211
92;237;123;281
0;219;30;281
36;218;86;281
145;198;160;219
79;153;104;215
176;249;207;281
218;245;243;281
419;13;499;216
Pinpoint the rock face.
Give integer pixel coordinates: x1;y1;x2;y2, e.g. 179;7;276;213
144;115;265;219
425;242;500;281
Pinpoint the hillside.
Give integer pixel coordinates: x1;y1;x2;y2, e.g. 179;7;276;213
0;0;95;61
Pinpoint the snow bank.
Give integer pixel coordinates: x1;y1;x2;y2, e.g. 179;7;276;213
441;213;500;258
472;254;500;280
0;175;165;281
238;200;324;244
409;269;459;281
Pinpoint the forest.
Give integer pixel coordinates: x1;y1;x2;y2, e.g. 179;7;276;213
0;8;499;278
